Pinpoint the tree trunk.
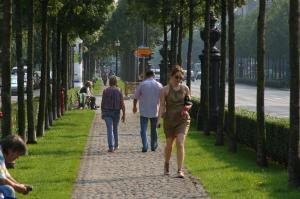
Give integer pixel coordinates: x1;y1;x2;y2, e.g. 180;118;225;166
15;0;26;140
199;0;210;135
62;31;68;112
27;0;37;144
46;23;53;128
256;0;267;167
56;24;61;118
170;21;175;68
173;16;178;66
69;47;73;88
216;0;226;146
37;0;48;137
1;0;13;137
160;22;169;85
52;18;57;120
186;0;194;90
288;0;300;187
227;0;237;152
177;0;184;66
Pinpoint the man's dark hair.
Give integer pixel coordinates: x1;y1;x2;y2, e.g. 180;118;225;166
0;135;27;155
145;70;154;78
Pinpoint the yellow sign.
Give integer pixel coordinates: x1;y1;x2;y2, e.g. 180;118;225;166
137;47;152;57
125;82;140;97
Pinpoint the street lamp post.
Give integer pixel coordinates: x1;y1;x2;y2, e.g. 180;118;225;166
115;40;120;76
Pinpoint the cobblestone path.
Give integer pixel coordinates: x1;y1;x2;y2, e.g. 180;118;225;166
72;97;210;199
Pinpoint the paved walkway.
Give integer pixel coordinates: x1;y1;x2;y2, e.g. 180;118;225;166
72;96;210;199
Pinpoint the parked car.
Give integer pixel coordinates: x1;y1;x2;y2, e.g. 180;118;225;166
11;75;27;94
153;68;160;82
183;70;196;81
196;71;201;80
12;66;27;78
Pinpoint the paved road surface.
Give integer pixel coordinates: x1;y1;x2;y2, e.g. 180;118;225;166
190;80;289;118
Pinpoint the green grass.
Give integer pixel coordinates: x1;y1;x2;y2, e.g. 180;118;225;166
118;79;125;94
158;125;300;199
93;80;102;95
10;109;95;199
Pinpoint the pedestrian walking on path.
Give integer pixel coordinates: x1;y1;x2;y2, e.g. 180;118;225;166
157;66;192;178
72;95;209;199
101;76;125;152
133;70;163;152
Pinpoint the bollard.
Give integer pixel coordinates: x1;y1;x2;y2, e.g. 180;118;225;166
60;87;65;115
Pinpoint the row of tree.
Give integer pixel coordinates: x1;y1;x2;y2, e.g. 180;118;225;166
0;1;114;143
235;0;289;59
97;0;300;187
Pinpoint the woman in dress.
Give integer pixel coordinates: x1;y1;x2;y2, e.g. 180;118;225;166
101;76;125;152
157;66;192;178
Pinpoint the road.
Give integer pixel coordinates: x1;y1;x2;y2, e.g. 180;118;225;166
0;89;40;103
190;80;289;118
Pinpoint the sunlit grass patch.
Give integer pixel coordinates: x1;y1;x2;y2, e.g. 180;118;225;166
10;109;95;199
158;125;300;199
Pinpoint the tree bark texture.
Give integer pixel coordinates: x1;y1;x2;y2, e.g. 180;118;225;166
216;0;227;146
163;22;168;85
288;0;300;187
1;0;13;137
256;0;267;167
62;32;68;112
201;0;210;135
186;0;194;90
177;0;184;66
56;25;61;118
37;0;48;137
227;0;237;152
27;0;37;143
15;0;26;140
52;18;57;120
46;25;53;128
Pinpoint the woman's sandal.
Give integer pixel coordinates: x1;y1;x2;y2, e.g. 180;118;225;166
177;169;184;178
164;162;170;175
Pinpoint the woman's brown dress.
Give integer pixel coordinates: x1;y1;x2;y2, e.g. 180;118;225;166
163;85;190;138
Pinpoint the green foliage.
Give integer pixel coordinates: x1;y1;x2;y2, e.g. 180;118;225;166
236;0;289;58
191;98;290;165
92;80;102;95
118;79;125;94
11;109;95;199
67;88;80;108
97;0;161;59
6;88;79;136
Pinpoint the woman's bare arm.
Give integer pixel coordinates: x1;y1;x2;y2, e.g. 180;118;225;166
157;86;167;127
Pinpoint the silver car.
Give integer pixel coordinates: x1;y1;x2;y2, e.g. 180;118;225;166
11;75;27;94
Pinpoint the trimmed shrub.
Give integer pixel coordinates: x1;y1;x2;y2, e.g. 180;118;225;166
191;98;289;165
10;88;79;134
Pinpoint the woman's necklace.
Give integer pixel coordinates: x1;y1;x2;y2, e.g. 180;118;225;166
171;83;181;91
171;83;181;99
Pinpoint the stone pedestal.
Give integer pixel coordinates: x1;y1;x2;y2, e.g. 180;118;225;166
199;12;221;130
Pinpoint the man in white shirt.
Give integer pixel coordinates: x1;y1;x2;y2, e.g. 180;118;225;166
133;70;163;152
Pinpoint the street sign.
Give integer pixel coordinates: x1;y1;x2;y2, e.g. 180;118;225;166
137;47;151;57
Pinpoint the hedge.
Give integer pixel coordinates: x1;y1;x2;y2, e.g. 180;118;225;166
190;98;289;166
10;88;79;134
